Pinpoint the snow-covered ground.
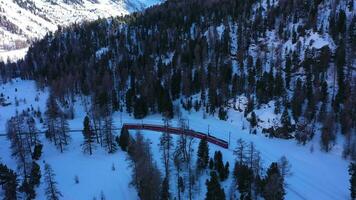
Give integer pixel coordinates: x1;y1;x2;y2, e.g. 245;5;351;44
0;79;351;199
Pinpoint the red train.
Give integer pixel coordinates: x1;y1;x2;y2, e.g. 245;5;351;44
122;123;228;149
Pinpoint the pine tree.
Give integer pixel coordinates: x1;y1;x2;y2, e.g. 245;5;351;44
209;158;214;170
82;116;94;155
234;163;253;200
0;164;18;200
32;143;43;160
119;128;130;151
44;163;62;200
218;107;228;121
214;151;226;180
133;96;148;119
197;138;209;170
280;108;292;135
20;178;36;200
205;171;226;200
30;162;41;187
263;163;285;200
291;79;304;121
250;112;257;128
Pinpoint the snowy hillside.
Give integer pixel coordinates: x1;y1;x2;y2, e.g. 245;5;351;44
0;0;355;199
0;79;350;199
0;0;161;57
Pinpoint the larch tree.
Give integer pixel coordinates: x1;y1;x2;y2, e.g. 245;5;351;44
44;163;62;200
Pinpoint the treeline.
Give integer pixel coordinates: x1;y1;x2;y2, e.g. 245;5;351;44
1;0;355;156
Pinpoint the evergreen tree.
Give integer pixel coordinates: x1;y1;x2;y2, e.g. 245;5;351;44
197;138;209;170
111;89;120;112
280;108;292;134
214;151;226;180
263;162;285;200
218;107;228;121
234;163;253;200
291;79;303;121
133;96;148;119
205;171;226;200
250;112;257;128
209;158;214;170
30;162;41;187
82;116;94;155
32;143;43;160
20;178;36;200
119;128;130;151
0;163;18;200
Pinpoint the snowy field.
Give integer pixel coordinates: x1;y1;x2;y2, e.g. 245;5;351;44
0;79;351;199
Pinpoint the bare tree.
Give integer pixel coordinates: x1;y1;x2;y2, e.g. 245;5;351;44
278;156;292;180
44;163;62;200
128;132;162;200
234;139;247;165
7;115;32;178
102;115;116;153
160;118;173;177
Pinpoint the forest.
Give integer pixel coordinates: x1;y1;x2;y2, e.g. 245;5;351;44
0;0;355;199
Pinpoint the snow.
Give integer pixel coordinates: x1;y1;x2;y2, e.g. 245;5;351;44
0;0;162;57
0;48;28;62
216;24;225;40
0;79;351;200
95;47;109;59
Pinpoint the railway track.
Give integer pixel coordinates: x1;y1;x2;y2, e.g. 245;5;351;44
123;123;229;149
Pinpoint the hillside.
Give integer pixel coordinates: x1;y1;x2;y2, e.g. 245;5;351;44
0;0;161;53
0;0;355;199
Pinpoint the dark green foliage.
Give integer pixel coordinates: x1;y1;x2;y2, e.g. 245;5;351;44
197;138;209;170
263;162;285;200
209;158;214;170
0;164;18;200
119;128;130;151
20;178;36;200
224;162;230;180
280;108;292;132
205;171;226;200
125;88;135;114
133;96;148;119
82;116;94;155
214;151;228;181
112;89;120;112
234;163;253;200
30;162;41;187
250;112;257;128
291;79;304;121
218;107;228;121
3;0;354;154
32;143;43;160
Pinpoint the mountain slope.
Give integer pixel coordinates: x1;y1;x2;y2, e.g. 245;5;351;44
0;0;161;52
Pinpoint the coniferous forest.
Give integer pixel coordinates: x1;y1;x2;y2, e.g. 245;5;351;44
0;0;355;199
